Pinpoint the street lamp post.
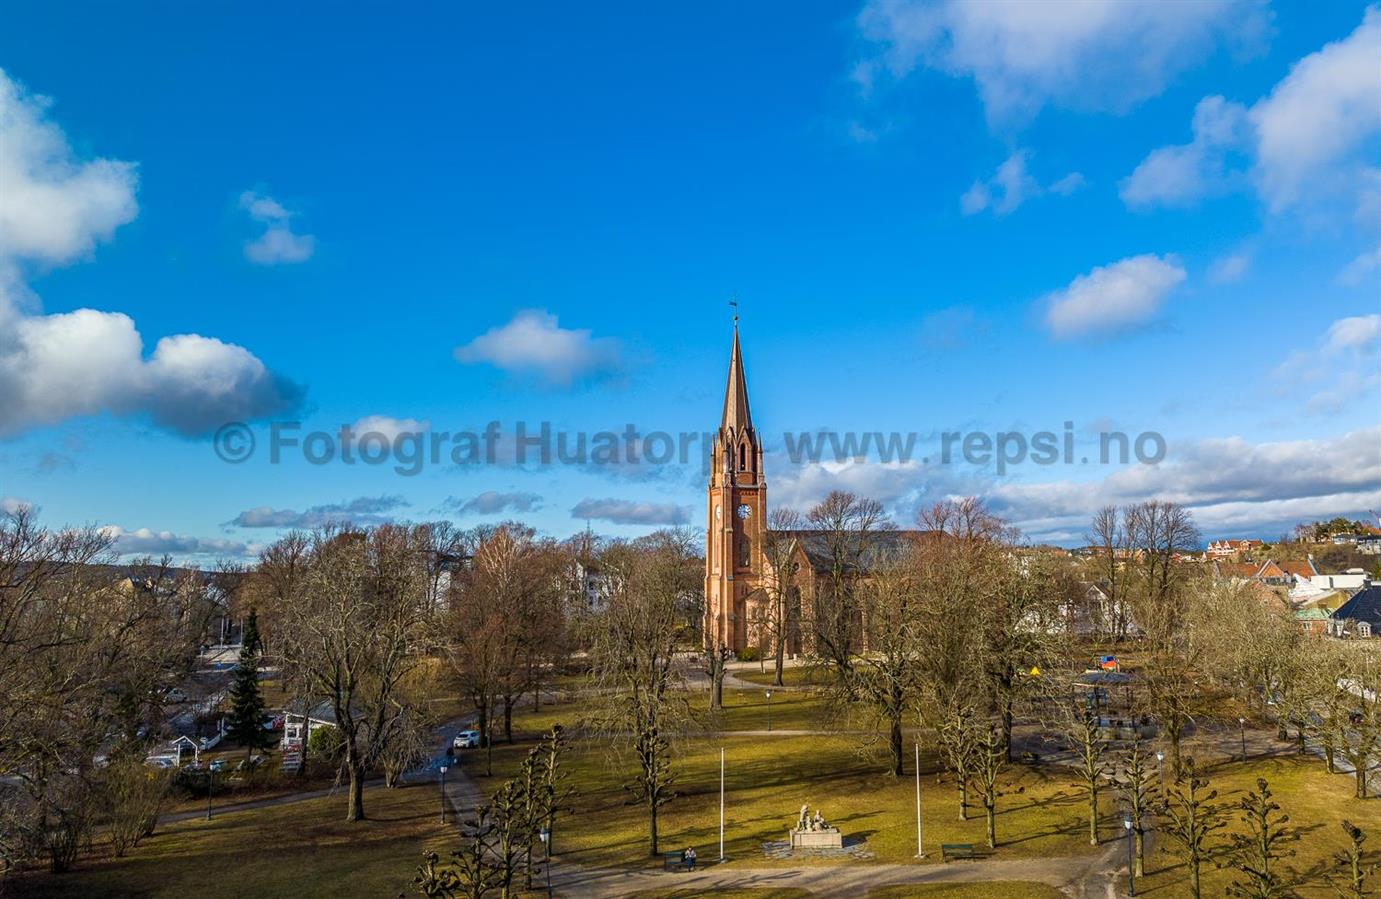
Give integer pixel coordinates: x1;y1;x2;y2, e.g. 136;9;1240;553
1124;817;1135;896
439;765;449;823
765;691;772;733
206;768;213;821
1238;718;1247;763
539;828;553;898
1156;750;1165;788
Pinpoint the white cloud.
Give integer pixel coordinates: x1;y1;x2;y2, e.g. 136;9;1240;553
1251;7;1381;211
1337;244;1381;286
1273;314;1381;413
351;414;431;444
1124;8;1381;214
100;525;256;559
0;71;302;438
1;497;30;515
0;311;303;436
1208;251;1252;283
0;69;138;268
766;426;1381;542
448;491;543;516
570;497;689;526
239;190;315;264
1120;95;1249;208
229;495;409;529
455;310;622;386
1325;314;1381;352
855;0;1268;125
961;150;1083;216
1043;254;1187;340
988;426;1381;540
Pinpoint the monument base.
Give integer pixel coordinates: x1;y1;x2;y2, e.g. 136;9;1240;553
789;828;843;850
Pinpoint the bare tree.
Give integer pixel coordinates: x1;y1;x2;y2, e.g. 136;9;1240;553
761;508;803;687
1087;505;1132;640
0;508;205;873
275;525;431;821
805;491;892;686
1223;778;1304;899
588;530;697;856
852;551;922;775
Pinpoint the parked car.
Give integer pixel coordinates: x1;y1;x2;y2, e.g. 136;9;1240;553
164;687;189;703
144;756;175;769
452;730;481;749
208;759;227;773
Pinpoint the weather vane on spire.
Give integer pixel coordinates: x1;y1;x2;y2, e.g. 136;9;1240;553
729;296;739;324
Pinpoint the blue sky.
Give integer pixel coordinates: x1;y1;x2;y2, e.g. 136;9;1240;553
0;0;1378;558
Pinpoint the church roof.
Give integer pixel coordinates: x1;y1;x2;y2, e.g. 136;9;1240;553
721;322;753;434
769;529;938;573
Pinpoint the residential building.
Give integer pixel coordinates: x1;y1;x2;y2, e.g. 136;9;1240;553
1329;586;1381;638
1206;539;1264;558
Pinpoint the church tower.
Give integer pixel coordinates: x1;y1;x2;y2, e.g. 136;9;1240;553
704;318;765;652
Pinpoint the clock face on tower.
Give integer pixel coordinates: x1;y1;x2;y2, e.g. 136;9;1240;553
736;504;752;519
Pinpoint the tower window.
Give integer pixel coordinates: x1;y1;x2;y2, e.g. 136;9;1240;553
739;443;746;470
737;535;751;568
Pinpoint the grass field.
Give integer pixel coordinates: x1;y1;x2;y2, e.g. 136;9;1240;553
458;696;1102;870
1133;753;1381;897
9;781;450;898
733;667;835;689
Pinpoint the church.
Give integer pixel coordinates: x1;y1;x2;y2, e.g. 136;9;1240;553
700;320;844;656
702;320;925;655
702;319;772;655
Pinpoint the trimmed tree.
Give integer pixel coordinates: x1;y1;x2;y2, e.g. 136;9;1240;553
1158;758;1227;899
1224;778;1303;899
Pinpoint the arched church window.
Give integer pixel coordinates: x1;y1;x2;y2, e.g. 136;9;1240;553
739;443;746;470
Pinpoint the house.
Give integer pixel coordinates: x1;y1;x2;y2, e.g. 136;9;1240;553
1329;586;1381;638
1359;535;1381;556
1206;539;1264;559
1311;568;1371;592
281;700;337;771
1293;606;1333;635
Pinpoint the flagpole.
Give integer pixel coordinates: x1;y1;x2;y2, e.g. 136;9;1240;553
914;742;926;858
719;747;725;862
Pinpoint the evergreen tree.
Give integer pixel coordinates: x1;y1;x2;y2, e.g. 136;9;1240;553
227;608;271;761
241;606;262;656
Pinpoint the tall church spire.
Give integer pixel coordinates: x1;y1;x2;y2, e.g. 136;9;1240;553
720;318;753;434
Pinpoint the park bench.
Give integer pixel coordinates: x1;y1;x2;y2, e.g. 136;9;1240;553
662;852;690;871
941;843;992;862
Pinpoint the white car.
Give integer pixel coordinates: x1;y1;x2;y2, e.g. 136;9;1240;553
452;730;480;749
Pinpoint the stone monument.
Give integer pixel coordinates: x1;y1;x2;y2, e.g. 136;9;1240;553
788;805;843;849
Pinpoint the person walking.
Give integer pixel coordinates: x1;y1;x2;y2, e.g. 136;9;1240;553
684;847;696;871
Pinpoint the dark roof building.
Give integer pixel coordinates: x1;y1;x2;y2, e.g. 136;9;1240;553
1330;585;1381;637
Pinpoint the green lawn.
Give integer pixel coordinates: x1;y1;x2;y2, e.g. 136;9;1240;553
734;667;834;689
10;781;450;898
459;698;1102;870
710;689;831;732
